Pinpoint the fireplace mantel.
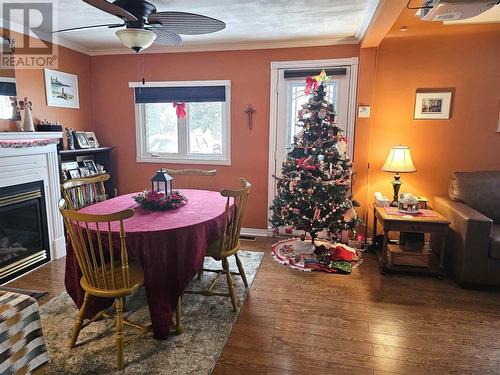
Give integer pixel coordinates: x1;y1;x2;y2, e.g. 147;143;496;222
0;132;65;265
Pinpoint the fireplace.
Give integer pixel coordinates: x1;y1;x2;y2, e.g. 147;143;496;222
0;181;50;284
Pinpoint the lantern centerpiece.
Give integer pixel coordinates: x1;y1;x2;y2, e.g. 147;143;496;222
151;168;173;195
132;169;187;211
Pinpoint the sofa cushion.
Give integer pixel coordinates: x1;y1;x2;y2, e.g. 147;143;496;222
490;225;500;260
449;171;500;223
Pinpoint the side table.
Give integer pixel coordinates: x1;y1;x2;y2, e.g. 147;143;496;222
371;205;450;276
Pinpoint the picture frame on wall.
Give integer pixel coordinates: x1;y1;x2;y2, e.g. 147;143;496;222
85;131;100;148
414;91;452;120
44;68;80;109
74;131;91;149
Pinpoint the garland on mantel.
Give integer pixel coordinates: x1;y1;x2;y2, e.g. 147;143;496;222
0;138;59;148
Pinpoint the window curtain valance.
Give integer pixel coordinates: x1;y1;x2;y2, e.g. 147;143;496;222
0;81;16;96
134;86;226;103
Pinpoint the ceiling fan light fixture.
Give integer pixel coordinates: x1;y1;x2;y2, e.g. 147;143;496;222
115;28;156;52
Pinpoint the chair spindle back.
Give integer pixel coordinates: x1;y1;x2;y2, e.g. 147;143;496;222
163;169;216;191
61;174;110;210
218;178;251;258
59;199;134;291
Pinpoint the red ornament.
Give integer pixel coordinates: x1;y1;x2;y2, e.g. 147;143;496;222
172;101;186;119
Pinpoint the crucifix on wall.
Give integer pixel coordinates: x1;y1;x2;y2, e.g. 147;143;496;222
244;104;255;130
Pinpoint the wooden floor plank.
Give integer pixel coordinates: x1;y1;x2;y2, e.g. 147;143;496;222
7;236;500;374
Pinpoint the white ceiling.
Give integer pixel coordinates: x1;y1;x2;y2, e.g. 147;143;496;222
3;0;376;55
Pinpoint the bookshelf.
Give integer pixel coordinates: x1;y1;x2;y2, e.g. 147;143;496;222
58;147;117;197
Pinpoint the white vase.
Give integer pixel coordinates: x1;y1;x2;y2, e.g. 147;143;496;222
24;107;35;132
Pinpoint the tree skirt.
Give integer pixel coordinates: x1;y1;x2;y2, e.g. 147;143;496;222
272;238;363;273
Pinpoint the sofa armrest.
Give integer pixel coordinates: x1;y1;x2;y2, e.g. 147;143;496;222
433;196;493;284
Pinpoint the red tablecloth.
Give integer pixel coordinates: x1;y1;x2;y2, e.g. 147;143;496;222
64;189;229;339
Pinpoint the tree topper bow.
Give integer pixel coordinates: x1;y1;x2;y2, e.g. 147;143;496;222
304;69;330;95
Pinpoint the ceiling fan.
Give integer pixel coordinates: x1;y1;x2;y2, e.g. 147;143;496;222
53;0;226;52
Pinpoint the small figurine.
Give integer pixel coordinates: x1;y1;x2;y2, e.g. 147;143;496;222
66;128;75;150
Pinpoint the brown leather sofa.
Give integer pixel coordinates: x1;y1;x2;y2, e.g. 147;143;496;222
433;171;500;286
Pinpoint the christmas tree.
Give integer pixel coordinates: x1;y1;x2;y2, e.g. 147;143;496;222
270;70;358;244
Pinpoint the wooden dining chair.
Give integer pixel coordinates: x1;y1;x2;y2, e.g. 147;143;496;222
61;174;110;210
58;199;148;370
163;169;216;190
186;178;251;311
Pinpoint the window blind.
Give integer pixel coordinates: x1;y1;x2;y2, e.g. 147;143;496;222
0;81;16;96
283;68;347;79
134;86;226;103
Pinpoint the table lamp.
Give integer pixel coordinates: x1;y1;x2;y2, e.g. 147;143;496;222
381;145;416;206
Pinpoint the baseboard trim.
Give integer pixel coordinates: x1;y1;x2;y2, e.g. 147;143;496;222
240;228;270;237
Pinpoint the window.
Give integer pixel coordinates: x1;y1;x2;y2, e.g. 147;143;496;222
132;81;231;165
286;80;337;147
0;79;16;120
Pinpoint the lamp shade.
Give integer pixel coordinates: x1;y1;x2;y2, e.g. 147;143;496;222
381;145;416;173
115;29;156;53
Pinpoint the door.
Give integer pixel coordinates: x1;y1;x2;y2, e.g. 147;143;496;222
268;62;357;231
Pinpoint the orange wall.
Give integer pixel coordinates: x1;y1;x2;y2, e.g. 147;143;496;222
368;29;500;207
0;30;93;146
90;45;360;229
353;47;377;224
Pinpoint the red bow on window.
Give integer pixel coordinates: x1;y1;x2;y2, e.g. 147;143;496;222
172;101;186;119
304;76;319;96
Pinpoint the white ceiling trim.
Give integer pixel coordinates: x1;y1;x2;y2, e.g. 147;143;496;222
1;17;92;55
355;0;381;39
87;36;359;56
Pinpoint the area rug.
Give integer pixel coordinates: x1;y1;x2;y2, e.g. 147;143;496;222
0;287;48;301
39;250;264;374
272;237;363;273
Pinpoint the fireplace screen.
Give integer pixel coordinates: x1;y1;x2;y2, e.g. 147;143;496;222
0;181;50;284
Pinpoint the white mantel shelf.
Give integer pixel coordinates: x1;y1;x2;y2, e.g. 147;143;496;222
0;131;63;140
0;131;66;262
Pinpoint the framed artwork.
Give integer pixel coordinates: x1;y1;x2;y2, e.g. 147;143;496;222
85;131;100;148
83;160;98;174
62;161;78;171
74;131;91;148
68;169;80;179
79;167;91;177
414;91;452;120
44;68;80;109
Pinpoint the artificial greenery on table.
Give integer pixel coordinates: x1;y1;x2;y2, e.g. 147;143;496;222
133;190;187;211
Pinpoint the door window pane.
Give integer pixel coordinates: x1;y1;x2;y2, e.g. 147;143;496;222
287;81;337;147
188;102;223;155
145;103;178;153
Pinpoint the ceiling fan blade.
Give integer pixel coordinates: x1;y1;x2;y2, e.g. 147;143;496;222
147;12;225;35
83;0;138;22
53;23;124;33
149;29;183;46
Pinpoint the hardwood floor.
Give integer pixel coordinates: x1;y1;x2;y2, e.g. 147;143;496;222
8;237;500;374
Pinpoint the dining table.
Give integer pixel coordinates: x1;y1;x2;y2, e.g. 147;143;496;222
64;189;230;340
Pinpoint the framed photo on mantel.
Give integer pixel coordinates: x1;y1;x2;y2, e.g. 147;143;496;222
414;90;452;120
44;68;80;109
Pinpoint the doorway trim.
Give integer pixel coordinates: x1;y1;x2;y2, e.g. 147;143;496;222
267;57;359;226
